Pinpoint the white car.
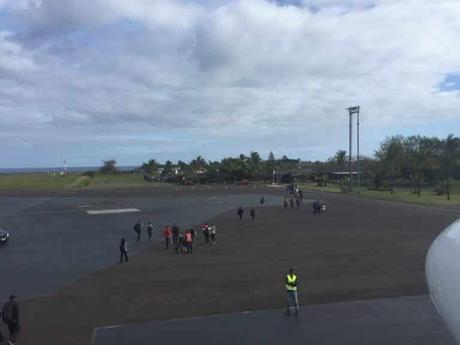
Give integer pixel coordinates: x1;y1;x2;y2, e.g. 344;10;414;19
0;229;10;244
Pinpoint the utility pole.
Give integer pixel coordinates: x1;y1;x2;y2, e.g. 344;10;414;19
347;106;360;193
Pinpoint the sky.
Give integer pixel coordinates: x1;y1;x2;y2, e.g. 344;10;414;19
0;0;459;168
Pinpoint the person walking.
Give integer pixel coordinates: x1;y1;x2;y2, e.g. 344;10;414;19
283;198;288;208
313;200;320;215
189;226;196;241
172;224;179;246
296;198;300;209
210;224;217;244
284;269;300;316
2;295;20;344
119;238;128;263
163;225;172;249
250;208;256;221
134;220;142;241
202;223;210;245
177;231;185;254
146;222;153;240
237;206;244;220
185;230;193;254
260;196;265;205
289;198;294;210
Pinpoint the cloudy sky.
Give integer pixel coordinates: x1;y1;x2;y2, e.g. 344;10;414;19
0;0;459;168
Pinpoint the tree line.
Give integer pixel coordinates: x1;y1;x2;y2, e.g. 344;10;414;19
373;134;460;199
103;134;460;198
140;151;301;184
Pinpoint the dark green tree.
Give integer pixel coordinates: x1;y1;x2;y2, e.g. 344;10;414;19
100;159;118;174
442;134;460;200
334;150;347;190
375;136;404;194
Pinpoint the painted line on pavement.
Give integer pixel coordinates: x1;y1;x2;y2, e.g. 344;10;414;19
87;208;140;215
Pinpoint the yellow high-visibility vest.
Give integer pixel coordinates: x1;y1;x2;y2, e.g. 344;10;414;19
286;274;297;291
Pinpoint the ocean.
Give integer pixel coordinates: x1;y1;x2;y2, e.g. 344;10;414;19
0;166;138;174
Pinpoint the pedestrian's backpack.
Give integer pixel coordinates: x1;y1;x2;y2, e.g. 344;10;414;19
2;303;14;323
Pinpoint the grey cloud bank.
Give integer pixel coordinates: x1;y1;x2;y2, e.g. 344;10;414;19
0;0;459;167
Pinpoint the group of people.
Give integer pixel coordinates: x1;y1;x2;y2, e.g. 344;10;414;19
163;224;196;254
312;200;326;214
286;184;304;199
119;219;222;262
0;295;20;345
133;220;154;241
283;197;301;209
201;223;217;245
282;196;326;214
119;219;155;263
237;206;256;221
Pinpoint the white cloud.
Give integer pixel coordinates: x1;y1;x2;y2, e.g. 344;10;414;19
0;0;460;166
0;31;36;76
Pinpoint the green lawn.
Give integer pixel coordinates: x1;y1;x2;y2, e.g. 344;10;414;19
0;172;166;191
298;183;342;193
358;188;460;206
85;173;162;188
0;173;83;190
300;182;460;206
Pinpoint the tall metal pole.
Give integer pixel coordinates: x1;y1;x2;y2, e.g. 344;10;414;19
349;112;353;192
347;106;360;193
357;110;360;194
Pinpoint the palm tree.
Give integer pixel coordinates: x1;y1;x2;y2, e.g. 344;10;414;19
162;160;173;176
334;150;347;191
248;151;262;179
142;159;158;174
190;155;207;173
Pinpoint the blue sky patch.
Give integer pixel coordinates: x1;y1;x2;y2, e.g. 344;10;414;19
439;73;460;92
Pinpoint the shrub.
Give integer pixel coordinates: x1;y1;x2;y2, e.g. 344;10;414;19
83;171;96;177
100;160;118;174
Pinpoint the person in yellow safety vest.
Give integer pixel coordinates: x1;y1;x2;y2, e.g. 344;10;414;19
284;268;300;316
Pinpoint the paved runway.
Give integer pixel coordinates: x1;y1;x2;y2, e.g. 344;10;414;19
0;194;283;298
94;295;454;345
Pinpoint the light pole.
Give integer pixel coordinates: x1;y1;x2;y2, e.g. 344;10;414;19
347;106;360;193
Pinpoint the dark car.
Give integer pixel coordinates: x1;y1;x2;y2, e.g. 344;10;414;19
0;229;10;244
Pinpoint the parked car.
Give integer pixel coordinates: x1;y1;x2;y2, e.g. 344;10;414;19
0;229;10;244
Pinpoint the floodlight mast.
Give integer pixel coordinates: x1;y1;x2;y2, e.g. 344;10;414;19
347;106;360;193
349;111;353;192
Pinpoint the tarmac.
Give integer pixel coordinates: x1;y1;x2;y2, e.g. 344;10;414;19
0;193;283;298
94;295;455;345
1;186;459;344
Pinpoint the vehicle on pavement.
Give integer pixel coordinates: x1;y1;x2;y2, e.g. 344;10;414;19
0;229;10;244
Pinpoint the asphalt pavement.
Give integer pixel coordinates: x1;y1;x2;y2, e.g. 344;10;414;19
94;295;455;345
0;194;283;298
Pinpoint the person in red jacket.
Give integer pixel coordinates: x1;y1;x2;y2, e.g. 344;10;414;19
185;229;193;254
163;226;172;249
